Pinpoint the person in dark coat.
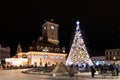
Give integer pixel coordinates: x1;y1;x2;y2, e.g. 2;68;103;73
116;68;119;76
44;63;48;72
90;66;96;78
68;64;75;78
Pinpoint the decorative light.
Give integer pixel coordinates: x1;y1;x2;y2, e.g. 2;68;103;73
66;21;93;66
76;21;80;25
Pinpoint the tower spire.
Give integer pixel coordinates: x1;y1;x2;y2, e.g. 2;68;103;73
16;43;22;54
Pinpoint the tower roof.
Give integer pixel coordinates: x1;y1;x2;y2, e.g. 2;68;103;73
42;21;59;27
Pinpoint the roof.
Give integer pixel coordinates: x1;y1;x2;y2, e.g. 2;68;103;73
29;37;63;53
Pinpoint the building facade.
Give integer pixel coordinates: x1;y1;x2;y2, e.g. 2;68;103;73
5;20;67;67
27;51;66;67
105;49;120;61
5;51;66;67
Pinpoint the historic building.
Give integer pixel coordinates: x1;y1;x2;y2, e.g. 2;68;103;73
105;48;120;61
5;20;67;67
0;44;10;64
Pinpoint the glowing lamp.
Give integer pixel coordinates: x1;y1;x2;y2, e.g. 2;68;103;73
76;21;80;25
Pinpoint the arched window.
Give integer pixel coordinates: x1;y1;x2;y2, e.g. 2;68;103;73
34;54;37;58
50;55;54;59
44;55;48;59
60;56;63;60
39;55;43;58
56;56;59;59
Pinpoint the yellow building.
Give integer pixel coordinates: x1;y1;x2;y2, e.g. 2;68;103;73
27;51;66;67
17;51;66;67
5;20;67;67
5;51;66;67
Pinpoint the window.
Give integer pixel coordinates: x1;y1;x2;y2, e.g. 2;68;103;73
50;25;55;30
50;55;54;59
60;56;63;60
28;55;31;58
56;56;59;59
44;26;46;30
34;54;38;58
39;55;43;58
44;55;48;59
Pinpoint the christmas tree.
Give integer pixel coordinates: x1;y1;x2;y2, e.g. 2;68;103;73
66;21;93;66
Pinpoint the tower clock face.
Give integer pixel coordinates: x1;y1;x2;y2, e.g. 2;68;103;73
50;25;55;30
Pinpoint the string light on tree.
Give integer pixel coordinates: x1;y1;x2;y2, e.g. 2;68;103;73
66;21;93;66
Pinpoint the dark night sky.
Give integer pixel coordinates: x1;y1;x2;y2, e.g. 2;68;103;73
0;1;120;57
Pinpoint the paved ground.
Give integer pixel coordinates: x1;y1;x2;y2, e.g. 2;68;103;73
21;69;120;80
0;69;119;80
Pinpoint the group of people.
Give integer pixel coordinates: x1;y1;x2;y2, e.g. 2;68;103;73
68;64;78;77
68;63;120;78
90;63;120;78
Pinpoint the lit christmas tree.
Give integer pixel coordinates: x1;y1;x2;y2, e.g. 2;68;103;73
66;21;93;66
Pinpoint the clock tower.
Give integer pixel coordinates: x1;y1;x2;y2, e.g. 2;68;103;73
42;20;59;45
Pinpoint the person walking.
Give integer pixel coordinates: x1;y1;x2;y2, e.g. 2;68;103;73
116;68;119;76
68;64;75;78
44;63;48;72
90;66;96;78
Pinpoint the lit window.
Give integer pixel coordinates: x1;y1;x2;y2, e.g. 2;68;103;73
34;54;38;58
50;55;54;59
44;55;48;59
44;26;46;30
56;56;59;59
39;55;43;58
28;55;31;58
60;56;63;59
50;26;54;30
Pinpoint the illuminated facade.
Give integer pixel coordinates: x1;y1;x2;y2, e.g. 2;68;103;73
5;51;66;67
27;51;66;66
5;20;67;67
